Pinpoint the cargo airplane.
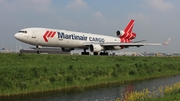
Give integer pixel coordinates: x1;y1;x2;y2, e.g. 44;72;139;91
14;20;170;55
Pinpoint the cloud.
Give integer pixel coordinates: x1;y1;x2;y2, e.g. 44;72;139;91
94;12;104;19
93;12;107;25
146;0;175;12
127;12;150;20
66;0;89;12
27;0;52;11
0;0;52;12
127;13;152;30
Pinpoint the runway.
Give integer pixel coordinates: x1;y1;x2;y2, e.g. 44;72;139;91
19;49;70;54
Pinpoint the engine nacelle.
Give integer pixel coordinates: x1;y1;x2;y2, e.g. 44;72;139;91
61;48;74;52
116;30;136;39
116;30;124;37
89;44;103;52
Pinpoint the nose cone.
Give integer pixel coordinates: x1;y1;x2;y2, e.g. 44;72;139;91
14;33;25;42
14;33;20;40
14;33;18;39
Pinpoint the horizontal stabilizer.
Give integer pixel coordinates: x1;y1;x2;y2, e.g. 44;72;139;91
163;38;171;46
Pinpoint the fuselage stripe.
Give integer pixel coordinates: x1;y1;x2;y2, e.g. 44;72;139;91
51;32;56;37
43;31;49;42
47;31;53;37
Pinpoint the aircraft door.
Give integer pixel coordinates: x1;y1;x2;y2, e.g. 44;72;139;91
57;37;64;47
31;31;38;44
32;31;36;39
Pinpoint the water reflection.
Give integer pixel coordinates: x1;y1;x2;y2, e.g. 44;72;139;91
121;84;134;100
1;75;180;101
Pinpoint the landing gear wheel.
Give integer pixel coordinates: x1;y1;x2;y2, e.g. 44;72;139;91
37;50;41;54
81;49;90;55
100;52;103;55
81;52;90;55
36;46;41;54
105;52;108;55
100;52;108;56
93;52;98;55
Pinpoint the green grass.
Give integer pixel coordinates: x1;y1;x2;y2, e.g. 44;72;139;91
115;82;180;101
0;53;180;96
149;93;180;101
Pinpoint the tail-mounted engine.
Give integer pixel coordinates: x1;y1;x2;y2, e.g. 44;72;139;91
116;30;124;37
116;30;136;40
116;20;137;44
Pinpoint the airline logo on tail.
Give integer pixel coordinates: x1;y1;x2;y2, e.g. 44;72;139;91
120;20;136;43
43;31;56;42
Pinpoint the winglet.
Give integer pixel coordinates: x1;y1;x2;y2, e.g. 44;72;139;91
163;38;171;46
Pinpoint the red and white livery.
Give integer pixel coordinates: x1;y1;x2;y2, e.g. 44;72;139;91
14;20;170;55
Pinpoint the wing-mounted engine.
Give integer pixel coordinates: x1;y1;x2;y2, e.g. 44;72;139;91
89;44;104;52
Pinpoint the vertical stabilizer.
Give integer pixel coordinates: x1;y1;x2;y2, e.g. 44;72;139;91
124;20;135;33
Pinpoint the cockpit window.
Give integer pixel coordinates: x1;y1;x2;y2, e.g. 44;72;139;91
18;31;27;33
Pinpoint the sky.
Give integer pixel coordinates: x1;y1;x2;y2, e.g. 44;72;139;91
0;0;180;53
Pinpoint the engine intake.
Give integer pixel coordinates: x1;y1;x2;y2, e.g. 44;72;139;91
116;30;124;37
116;30;136;40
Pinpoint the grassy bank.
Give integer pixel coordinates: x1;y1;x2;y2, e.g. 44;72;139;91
149;93;180;101
115;82;180;101
0;53;180;96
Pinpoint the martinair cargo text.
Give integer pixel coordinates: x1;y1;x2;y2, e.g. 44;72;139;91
14;20;170;55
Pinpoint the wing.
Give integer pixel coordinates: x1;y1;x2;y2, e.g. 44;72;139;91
83;38;171;47
83;42;162;47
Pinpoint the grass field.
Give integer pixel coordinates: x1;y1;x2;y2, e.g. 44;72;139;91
0;53;180;96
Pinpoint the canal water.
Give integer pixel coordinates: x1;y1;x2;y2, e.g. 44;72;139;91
1;75;180;101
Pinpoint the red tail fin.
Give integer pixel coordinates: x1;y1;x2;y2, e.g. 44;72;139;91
124;20;135;33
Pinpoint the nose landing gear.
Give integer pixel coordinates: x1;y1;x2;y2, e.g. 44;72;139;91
36;45;42;54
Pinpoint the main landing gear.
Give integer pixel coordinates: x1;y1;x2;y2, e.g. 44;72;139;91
93;52;108;55
93;52;98;55
81;49;109;56
100;52;108;55
81;49;90;55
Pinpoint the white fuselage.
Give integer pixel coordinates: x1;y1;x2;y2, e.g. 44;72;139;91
15;27;120;49
14;20;166;54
